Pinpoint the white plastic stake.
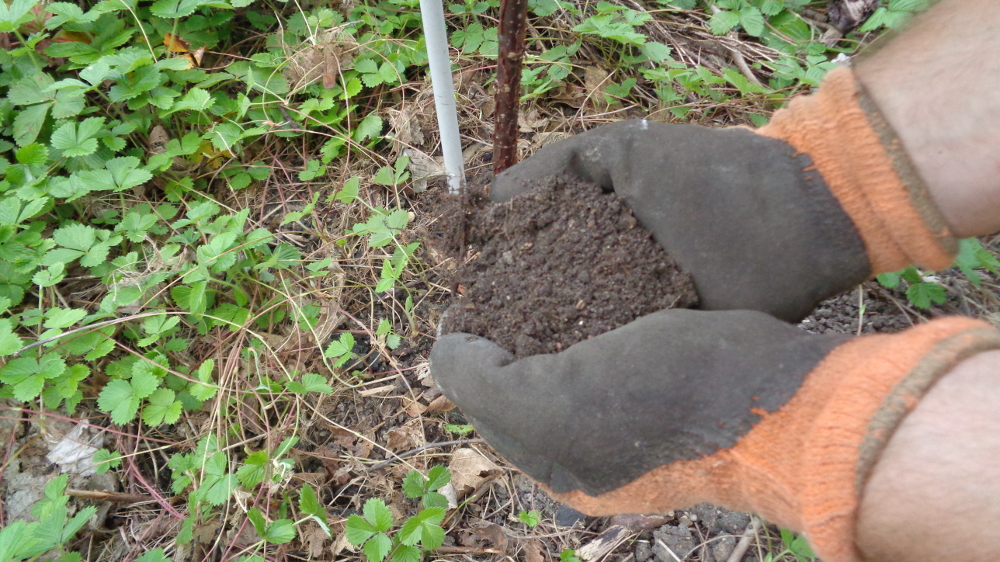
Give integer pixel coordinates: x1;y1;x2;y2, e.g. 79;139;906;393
419;0;465;193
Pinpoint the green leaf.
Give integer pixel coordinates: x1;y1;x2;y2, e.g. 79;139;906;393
392;544;422;562
50;117;105;157
331;176;360;204
44;307;88;329
0;319;25;356
263;520;296;544
709;9;740;34
324;332;355;362
739;6;765;36
639;41;671;62
107;156;153;191
363;498;393;532
399;507;445;549
150;0;210;19
171;88;214;113
33;263;66;287
299;483;324;517
519;509;541;527
108;66;163;101
402;470;426;498
0;0;39;32
62;505;97;542
93;449;123;473
98;379;140;424
906;281;947;309
143;388;182;425
130;364;160;399
953;237;1000;285
135;549;169;562
14;102;52;146
353;113;383;143
248;508;267;535
190;359;217;401
422;491;449;509
363;533;393;562
16;143;49;166
443;423;474;436
426;465;451;491
876;271;900;289
204;474;238;505
561;549;582;562
345;514;376;545
298;373;332;394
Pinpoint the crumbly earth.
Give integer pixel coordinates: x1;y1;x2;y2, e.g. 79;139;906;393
439;175;699;358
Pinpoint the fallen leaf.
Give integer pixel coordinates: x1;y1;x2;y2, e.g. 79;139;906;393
386;421;423;452
46;424;104;477
462;522;508;551
148;125;170;155
522;538;546;562
449;448;499;494
583;66;610;105
425;394;456;412
163;33;190;53
405;401;427;417
300;520;331;559
404;147;447;192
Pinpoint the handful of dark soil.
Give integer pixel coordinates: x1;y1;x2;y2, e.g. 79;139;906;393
439;175;699;358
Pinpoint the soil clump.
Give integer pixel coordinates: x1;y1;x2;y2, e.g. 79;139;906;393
439;175;699;358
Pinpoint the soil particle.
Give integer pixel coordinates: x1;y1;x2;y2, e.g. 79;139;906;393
440;175;699;358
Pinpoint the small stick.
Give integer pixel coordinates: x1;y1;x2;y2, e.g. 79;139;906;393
66;489;154;503
725;515;760;562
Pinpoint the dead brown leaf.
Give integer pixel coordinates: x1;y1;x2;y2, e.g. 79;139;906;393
300;519;332;560
425;394;456;412
448;448;499;495
461;522;509;551
386;421;423;452
522;538;546;562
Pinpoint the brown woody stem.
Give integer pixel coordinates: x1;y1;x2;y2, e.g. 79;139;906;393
493;0;529;175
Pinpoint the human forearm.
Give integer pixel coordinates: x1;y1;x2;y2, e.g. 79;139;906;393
855;0;1000;237
855;349;1000;561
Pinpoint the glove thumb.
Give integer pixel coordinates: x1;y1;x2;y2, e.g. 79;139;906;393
431;332;514;406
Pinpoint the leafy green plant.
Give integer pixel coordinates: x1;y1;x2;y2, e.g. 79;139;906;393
560;549;583;562
518;509;541;527
877;239;999;309
761;528;816;562
573;0;671;63
346;467;452;562
0;475;96;562
859;0;929;32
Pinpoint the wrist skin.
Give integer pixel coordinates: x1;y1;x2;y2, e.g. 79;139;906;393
854;0;1000;238
855;349;1000;561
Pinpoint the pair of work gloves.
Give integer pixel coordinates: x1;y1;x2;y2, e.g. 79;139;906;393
430;67;1000;562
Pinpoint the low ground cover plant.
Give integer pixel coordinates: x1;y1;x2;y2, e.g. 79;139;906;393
0;0;995;559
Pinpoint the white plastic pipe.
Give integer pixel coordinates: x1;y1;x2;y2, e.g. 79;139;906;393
419;0;465;193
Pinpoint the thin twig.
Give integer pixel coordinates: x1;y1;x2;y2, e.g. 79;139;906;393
367;438;485;471
726;515;760;562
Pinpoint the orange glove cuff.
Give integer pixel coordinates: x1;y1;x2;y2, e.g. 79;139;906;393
551;317;1000;562
757;66;957;274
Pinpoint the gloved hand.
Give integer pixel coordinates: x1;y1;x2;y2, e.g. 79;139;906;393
431;311;1000;562
492;67;957;322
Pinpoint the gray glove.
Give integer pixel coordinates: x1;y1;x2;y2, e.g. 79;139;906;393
492;120;869;322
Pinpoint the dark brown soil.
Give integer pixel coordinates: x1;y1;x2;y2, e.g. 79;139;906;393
439;175;699;358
